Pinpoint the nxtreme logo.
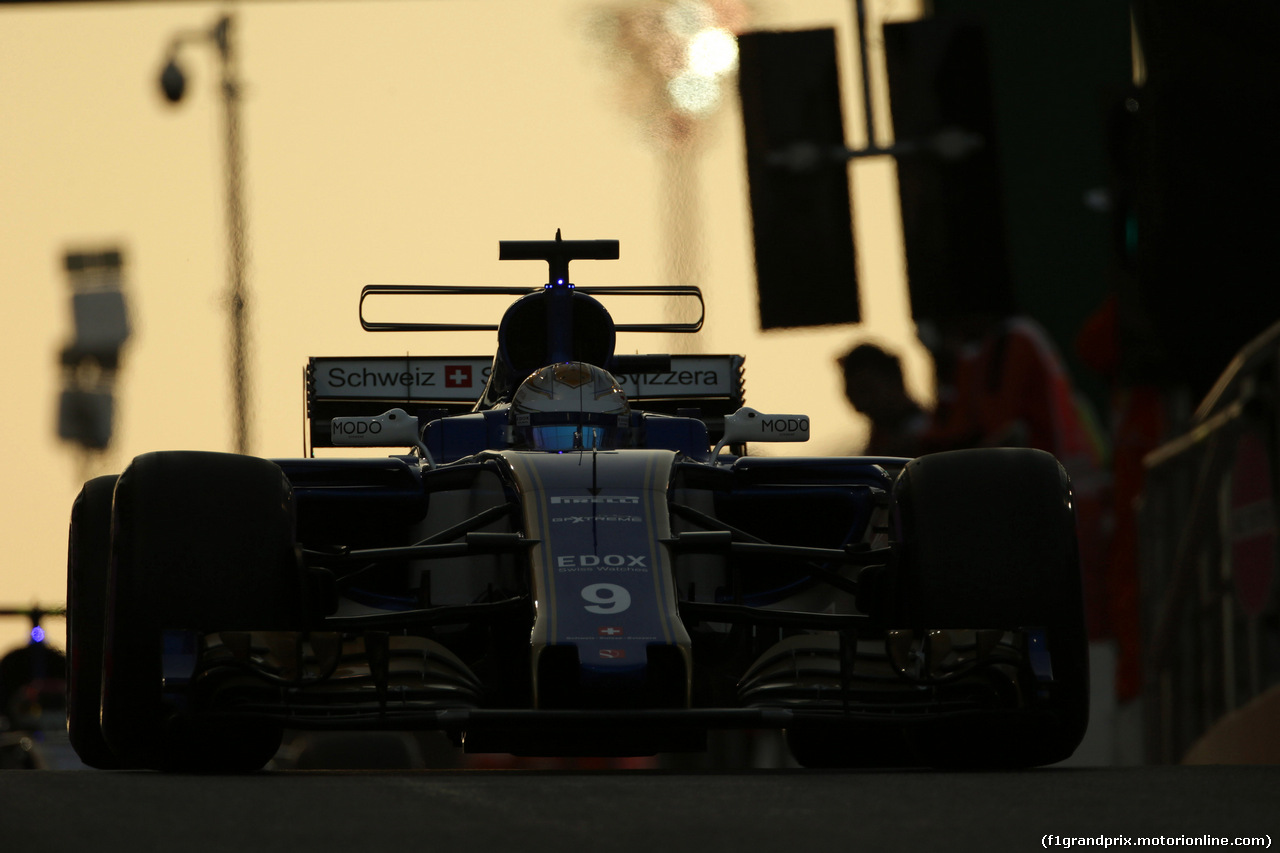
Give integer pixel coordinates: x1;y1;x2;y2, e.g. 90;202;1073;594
549;496;641;505
551;515;643;524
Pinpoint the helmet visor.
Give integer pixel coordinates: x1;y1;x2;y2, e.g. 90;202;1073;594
528;424;608;451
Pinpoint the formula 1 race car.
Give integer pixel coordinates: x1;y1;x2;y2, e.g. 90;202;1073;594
66;235;1088;771
0;608;73;769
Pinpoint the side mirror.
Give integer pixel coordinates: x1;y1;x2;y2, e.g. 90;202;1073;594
712;406;810;458
330;408;434;468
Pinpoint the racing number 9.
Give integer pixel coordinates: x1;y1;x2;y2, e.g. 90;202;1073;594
582;583;631;614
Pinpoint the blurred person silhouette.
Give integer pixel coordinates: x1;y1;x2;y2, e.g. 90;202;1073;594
1068;90;1175;711
1076;291;1171;704
919;312;1112;640
838;342;929;458
919;312;1105;462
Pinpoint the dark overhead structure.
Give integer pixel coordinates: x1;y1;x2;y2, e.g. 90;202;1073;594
883;17;1014;323
738;29;860;331
885;1;1130;411
1129;0;1280;398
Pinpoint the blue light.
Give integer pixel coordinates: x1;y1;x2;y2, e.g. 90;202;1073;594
30;626;45;644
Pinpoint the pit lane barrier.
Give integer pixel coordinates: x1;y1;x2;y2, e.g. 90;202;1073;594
1139;320;1280;763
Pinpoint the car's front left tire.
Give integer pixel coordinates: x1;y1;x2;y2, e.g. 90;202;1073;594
889;448;1090;768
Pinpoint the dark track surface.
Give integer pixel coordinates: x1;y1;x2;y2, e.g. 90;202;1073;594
2;765;1275;853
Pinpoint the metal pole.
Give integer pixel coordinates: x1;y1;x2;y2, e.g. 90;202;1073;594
214;15;251;455
854;0;878;150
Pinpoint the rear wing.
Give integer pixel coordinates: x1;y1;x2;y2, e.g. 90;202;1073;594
358;284;704;334
305;353;745;452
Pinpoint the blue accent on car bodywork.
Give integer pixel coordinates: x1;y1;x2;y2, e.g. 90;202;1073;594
502;449;691;707
424;409;712;463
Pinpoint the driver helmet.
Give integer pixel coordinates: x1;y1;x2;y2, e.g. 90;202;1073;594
510;362;630;451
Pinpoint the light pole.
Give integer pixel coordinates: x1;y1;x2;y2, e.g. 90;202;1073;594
159;14;252;455
605;1;748;354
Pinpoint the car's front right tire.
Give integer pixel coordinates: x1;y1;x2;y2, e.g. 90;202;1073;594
101;451;304;771
66;474;122;769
